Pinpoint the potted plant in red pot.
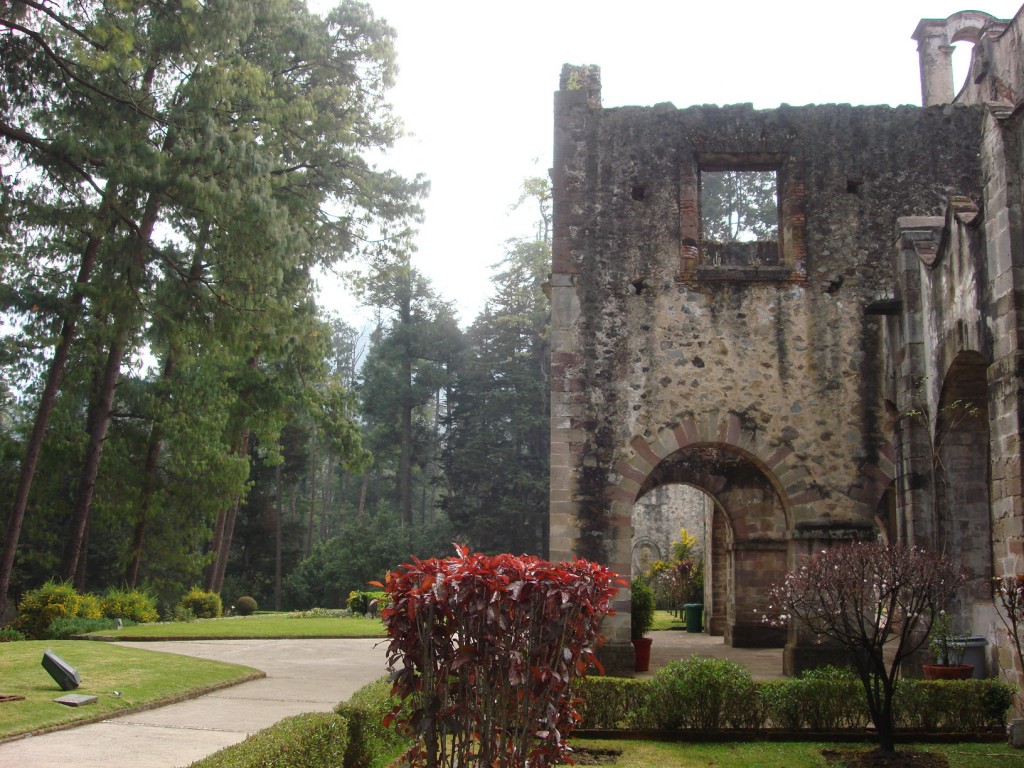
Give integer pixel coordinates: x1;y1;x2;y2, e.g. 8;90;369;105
630;576;656;672
923;611;973;680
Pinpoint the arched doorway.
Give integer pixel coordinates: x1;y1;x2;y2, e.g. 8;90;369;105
935;352;992;611
634;442;789;648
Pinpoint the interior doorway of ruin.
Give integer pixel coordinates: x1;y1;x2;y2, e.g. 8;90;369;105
934;352;992;613
631;484;715;626
632;443;789;647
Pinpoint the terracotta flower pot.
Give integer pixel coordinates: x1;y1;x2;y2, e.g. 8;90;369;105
631;637;653;672
922;663;974;680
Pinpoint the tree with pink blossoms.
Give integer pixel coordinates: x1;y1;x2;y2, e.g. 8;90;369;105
764;542;965;752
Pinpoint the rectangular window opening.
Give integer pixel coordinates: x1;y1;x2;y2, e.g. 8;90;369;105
700;168;780;267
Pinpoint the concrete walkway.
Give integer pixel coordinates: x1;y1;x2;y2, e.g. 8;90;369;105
0;639;389;768
0;633;783;768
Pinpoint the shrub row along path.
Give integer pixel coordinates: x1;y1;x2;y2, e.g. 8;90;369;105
0;638;388;768
0;633;784;768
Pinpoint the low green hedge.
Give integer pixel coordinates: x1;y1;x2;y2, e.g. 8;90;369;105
335;677;413;768
190;712;350;768
575;661;1013;734
187;677;411;768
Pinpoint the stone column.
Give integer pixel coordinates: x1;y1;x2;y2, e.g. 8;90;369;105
913;20;955;106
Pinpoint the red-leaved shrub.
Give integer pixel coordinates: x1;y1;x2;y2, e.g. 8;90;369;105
376;547;619;768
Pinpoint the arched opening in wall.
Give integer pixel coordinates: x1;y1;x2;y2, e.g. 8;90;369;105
951;40;976;98
874;481;897;545
635;443;789;647
934;351;991;615
631;484;718;627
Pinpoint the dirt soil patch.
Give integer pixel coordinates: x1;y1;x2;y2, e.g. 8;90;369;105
565;747;622;765
823;748;949;768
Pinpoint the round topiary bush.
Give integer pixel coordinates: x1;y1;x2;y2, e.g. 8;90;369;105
235;595;257;616
100;587;158;623
178;587;223;619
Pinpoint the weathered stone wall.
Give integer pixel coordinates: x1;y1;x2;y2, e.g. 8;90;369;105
631;484;710;577
550;64;987;669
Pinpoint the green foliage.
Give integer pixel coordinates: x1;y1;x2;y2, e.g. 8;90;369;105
100;587;158;623
284;514;454;610
701;169;778;243
573;677;651;729
630;577;656;640
443;227;551;555
0;627;25;642
573;670;1011;734
178;587;223;619
894;679;1013;732
335;677;414;768
190;712;350;768
15;580;102;639
235;596;257;616
346;591;386;616
759;666;868;730
641;656;758;730
44;616;135;640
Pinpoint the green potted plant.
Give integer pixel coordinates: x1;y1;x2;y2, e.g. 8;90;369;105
923;611;973;679
630;576;656;672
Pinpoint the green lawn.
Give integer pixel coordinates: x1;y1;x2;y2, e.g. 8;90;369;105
650;609;685;631
85;613;386;640
0;640;259;740
572;738;1024;768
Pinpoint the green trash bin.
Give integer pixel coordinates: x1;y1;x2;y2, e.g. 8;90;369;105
683;603;703;633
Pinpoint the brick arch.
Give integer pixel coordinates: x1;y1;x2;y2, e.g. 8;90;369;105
609;414;821;522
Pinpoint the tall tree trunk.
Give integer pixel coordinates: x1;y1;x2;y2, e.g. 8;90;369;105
211;429;250;594
61;190;163;582
321;451;333;541
125;357;174;587
306;433;317;556
274;462;283;611
357;472;368;518
399;284;413;526
0;194;115;616
125;223;208;587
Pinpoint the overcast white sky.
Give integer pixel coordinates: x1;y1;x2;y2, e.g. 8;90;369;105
310;1;1024;327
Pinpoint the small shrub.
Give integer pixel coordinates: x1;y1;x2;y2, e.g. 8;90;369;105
574;676;651;729
45;616;137;639
15;580;102;639
0;626;25;642
100;587;158;623
336;677;413;768
235;596;257;616
346;591;387;616
630;576;656;640
190;712;349;768
641;655;757;730
178;587;222;619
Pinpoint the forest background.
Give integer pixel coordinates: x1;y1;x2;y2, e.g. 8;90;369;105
0;0;552;618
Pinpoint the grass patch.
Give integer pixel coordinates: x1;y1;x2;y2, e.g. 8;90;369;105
0;640;259;740
85;613;386;640
570;739;1024;768
650;610;685;632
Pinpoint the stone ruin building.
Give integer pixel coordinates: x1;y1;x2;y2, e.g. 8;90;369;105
548;7;1024;678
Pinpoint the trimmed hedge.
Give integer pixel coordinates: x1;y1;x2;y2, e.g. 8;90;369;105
189;712;349;768
335;677;413;768
186;677;410;768
574;661;1013;734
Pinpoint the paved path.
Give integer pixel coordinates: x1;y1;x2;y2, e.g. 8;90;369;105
0;632;783;768
0;639;388;768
